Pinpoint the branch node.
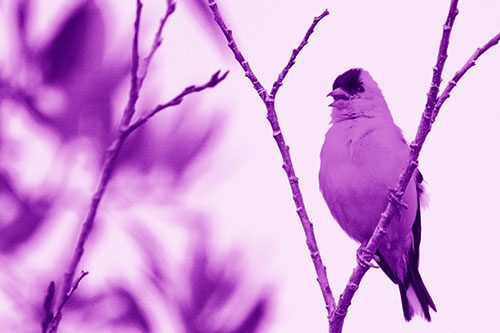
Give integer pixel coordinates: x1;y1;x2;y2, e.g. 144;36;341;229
334;305;347;317
346;282;359;291
266;95;275;103
388;189;408;209
46;2;227;330
256;86;267;96
207;0;335;325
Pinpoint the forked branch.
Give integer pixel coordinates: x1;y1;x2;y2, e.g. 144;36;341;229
332;0;500;331
43;1;226;332
207;0;336;328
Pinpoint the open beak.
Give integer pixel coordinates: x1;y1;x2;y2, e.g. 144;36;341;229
327;88;349;106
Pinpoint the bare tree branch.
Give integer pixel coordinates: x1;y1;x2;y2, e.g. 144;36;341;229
331;1;459;330
137;0;177;90
206;0;336;327
120;0;143;128
330;1;498;331
269;10;329;98
432;31;500;122
48;271;89;331
41;282;55;332
126;70;228;135
44;2;226;331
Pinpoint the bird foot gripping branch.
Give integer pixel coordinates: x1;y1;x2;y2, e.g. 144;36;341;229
356;246;379;269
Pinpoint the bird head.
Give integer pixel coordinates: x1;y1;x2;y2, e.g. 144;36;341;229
327;68;392;122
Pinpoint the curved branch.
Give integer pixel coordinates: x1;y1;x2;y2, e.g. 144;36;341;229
137;0;177;91
125;70;228;135
207;0;336;327
332;0;460;331
44;2;226;332
269;10;329;98
120;0;143;128
432;31;500;122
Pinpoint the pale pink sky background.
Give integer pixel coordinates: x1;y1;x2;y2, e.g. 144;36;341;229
1;0;499;332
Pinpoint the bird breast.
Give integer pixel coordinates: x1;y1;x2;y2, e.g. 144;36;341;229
319;118;416;244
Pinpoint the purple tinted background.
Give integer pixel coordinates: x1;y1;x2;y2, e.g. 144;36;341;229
1;0;499;332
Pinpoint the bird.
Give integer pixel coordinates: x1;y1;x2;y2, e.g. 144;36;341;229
318;68;436;321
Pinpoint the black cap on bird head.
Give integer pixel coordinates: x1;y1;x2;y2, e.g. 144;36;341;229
331;68;365;95
327;68;392;120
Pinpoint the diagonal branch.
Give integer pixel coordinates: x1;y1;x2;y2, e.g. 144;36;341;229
137;0;177;91
269;10;329;98
207;0;268;100
43;2;226;332
121;0;143;128
207;0;336;327
45;5;145;328
330;1;500;331
49;271;89;330
432;31;500;122
125;70;228;135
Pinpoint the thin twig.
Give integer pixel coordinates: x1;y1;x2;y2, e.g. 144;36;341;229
207;1;268;100
49;0;147;326
126;70;228;134
137;0;177;90
331;1;460;331
41;282;55;333
269;10;329;98
207;0;336;326
121;0;143;128
44;2;227;331
432;31;500;122
49;4;145;328
51;3;147;326
48;271;89;331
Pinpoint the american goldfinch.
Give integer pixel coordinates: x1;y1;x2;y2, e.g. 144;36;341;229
319;68;436;321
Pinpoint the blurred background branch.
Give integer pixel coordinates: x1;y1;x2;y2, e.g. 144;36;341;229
45;0;227;331
0;0;268;332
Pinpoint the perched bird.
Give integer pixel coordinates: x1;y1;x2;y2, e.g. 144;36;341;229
319;68;436;321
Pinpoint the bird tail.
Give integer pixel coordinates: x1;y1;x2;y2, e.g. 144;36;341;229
377;249;436;321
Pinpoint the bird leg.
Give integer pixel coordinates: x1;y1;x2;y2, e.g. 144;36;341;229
356;246;380;269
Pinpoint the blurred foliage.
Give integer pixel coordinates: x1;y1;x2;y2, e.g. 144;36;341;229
0;171;53;253
184;0;230;54
39;0;105;85
176;237;269;333
0;0;271;332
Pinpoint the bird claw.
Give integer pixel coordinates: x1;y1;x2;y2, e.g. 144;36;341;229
356;246;379;269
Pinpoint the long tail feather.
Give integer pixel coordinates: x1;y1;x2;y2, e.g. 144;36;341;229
376;187;436;321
